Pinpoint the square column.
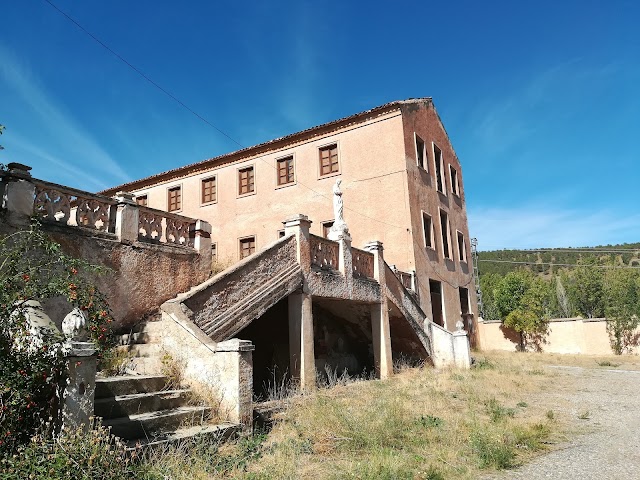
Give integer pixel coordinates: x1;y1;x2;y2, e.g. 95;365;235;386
288;292;316;390
283;214;312;273
114;191;139;244
364;241;393;379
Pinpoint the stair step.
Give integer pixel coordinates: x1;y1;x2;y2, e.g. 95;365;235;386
95;389;191;419
116;343;163;358
128;357;164;375
103;406;212;440
125;423;238;450
95;375;168;398
116;332;152;346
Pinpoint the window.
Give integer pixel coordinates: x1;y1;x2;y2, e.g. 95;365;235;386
319;144;339;176
211;243;217;262
277;156;295;186
168;186;181;212
439;209;452;260
449;165;460;196
278;230;286;238
239;236;255;259
433;144;445;193
201;176;217;204
136;195;148;206
429;279;444;327
422;212;434;249
415;135;426;169
238;166;255;195
322;221;334;238
457;231;467;262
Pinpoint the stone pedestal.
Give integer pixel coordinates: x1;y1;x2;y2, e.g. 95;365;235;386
62;341;97;431
114;192;139;244
215;339;255;429
1;163;35;227
452;330;471;369
288;292;316;390
283;214;312;272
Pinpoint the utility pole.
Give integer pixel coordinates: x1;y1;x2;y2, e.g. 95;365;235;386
471;238;484;318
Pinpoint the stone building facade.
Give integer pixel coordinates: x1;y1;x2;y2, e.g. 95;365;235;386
101;98;478;335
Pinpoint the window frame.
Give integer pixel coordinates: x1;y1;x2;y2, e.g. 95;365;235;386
135;194;148;207
167;184;182;213
318;142;340;178
237;164;256;197
322;220;335;238
432;143;446;195
421;211;435;250
278;229;286;239
449;164;460;197
239;235;256;260
439;208;453;260
415;133;427;171
201;175;218;205
275;154;296;188
456;230;467;263
211;242;218;263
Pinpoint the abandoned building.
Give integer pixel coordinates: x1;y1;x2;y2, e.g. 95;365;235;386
0;98;475;442
100;98;478;336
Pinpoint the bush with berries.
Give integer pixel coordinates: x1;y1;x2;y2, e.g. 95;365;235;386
0;220;115;454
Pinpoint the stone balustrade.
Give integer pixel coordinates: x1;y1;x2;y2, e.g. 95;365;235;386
309;234;339;270
33;179;118;233
137;205;196;247
393;268;415;292
351;247;374;278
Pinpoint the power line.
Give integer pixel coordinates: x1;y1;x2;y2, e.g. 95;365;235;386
42;0;408;232
478;259;640;269
480;248;640;254
42;0;244;149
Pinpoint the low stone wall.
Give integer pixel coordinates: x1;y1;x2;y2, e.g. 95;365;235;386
477;318;640;355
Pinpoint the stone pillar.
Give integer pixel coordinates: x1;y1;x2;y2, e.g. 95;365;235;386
215;339;255;429
364;241;393;379
62;341;97;431
288;292;316;390
453;321;471;369
192;220;212;268
114;191;139;244
283;214;312;273
1;163;35;226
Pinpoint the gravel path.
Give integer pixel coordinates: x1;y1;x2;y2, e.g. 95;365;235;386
486;365;640;479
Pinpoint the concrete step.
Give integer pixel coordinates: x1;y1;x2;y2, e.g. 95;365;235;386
116;332;153;346
125;423;238;450
94;389;191;419
137;321;167;335
103;406;212;440
95;375;168;399
128;357;164;375
116;343;163;358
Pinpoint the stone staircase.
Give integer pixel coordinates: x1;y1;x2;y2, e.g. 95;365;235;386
95;320;237;447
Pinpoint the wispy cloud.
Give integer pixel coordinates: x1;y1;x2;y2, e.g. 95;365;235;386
0;45;130;190
470;60;619;157
469;204;640;250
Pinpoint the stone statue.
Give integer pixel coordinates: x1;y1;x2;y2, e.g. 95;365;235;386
333;179;345;227
62;307;88;341
328;179;350;241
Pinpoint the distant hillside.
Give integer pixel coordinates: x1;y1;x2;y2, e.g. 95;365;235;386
478;242;640;277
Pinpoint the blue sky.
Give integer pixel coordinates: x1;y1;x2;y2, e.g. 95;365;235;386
2;1;639;250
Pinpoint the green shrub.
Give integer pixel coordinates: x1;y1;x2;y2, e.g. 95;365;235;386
0;423;150;479
0;222;114;454
470;431;516;469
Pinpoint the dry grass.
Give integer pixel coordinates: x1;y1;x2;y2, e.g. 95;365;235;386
142;351;600;479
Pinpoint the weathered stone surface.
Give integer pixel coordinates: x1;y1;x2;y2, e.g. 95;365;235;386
182;235;302;340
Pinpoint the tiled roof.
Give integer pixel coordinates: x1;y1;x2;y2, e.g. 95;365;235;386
99;98;432;195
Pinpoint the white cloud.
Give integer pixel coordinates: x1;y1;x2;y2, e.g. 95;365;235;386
469;205;640;250
0;46;130;189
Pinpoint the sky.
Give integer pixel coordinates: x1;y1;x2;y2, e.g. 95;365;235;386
1;1;639;250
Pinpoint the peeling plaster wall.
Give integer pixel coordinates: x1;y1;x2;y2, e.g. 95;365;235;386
0;219;209;329
399;101;478;333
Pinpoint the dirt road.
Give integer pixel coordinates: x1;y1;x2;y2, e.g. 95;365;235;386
487;365;640;479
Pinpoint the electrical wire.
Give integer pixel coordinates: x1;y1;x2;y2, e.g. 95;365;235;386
43;0;409;231
478;259;640;269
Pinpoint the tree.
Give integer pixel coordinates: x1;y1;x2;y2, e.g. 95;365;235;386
479;273;501;321
494;269;552;350
0;221;114;454
603;268;640;354
566;259;604;318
